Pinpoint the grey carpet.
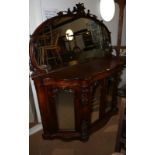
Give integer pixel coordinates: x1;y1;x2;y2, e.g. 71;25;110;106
29;115;119;155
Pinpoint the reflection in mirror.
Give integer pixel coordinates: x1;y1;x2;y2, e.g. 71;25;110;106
66;29;74;41
55;89;75;130
33;17;111;71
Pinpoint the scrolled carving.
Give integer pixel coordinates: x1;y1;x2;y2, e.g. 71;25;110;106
87;9;90;15
57;11;64;16
56;3;99;18
57;3;86;16
81;87;90;105
75;3;85;14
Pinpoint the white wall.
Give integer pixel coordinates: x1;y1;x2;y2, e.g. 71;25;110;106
29;0;42;35
29;102;34;123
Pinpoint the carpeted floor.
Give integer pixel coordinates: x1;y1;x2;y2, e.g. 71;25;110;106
29;115;119;155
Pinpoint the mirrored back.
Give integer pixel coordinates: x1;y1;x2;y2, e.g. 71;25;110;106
30;3;112;72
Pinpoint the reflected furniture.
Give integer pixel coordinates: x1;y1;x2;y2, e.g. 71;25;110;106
43;30;63;64
30;3;126;141
38;30;62;66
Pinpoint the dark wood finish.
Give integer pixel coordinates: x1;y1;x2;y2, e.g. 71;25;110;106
30;3;126;141
31;57;125;140
99;79;107;118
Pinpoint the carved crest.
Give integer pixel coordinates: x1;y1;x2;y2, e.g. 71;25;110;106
57;3;98;20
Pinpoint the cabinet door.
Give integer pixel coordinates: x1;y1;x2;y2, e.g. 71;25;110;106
55;89;75;130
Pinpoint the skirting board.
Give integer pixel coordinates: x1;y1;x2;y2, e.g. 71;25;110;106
29;124;43;136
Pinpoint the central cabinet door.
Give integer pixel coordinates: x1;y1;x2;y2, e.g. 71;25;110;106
44;85;90;140
46;86;82;137
55;89;75;130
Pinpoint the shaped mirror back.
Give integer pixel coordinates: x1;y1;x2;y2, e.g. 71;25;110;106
30;3;112;73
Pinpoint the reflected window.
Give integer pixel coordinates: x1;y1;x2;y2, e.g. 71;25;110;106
66;29;74;41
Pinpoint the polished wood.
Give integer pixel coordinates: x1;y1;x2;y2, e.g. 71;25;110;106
43;30;63;64
31;57;125;140
30;3;126;141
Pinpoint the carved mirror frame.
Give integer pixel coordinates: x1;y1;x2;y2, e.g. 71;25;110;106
29;3;112;74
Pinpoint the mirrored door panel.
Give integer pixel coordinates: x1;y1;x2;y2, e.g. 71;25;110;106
55;89;75;130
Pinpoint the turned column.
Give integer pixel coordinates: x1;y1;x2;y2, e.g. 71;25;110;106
80;85;92;140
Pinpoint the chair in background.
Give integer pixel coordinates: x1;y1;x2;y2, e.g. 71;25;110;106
37;30;63;68
44;30;63;66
